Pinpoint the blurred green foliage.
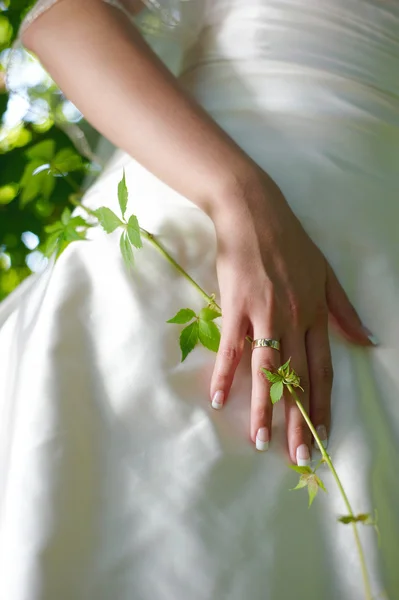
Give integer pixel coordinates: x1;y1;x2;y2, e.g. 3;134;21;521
0;0;98;301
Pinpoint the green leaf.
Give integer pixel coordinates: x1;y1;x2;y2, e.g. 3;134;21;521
0;184;19;205
95;207;124;233
307;476;319;507
289;465;313;475
64;227;87;242
313;458;325;472
44;221;64;235
315;475;327;493
64;215;90;242
52;148;84;173
120;231;135;270
118;170;128;218
25;139;55;161
199;307;221;321
68;216;89;229
198;318;220;353
20;178;41;205
167;309;196;324
42;173;56;201
270;380;284;404
20;161;54;204
42;232;62;257
61;207;72;225
127;214;142;249
20;160;47;205
338;513;372;525
357;513;373;524
338;515;355;525
278;358;292;376
42;211;89;254
291;475;309;491
20;159;42;187
0;15;13;50
261;368;282;384
180;321;199;362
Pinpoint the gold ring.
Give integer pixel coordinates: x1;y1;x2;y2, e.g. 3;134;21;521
252;338;281;352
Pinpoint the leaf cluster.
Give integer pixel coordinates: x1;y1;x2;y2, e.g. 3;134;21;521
18;140;85;207
95;171;142;269
0;133;89;298
290;465;327;507
338;510;380;544
338;514;370;524
167;306;221;362
1;3;103;300
262;358;304;404
43;207;91;257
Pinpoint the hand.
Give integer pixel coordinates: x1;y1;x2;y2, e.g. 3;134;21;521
209;169;376;463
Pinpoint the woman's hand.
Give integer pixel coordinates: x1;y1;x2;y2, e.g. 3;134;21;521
210;169;376;464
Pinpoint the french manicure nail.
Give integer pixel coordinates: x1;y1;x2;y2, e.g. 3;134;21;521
211;390;224;410
296;444;311;467
368;334;380;346
314;425;328;451
362;326;380;346
256;427;269;452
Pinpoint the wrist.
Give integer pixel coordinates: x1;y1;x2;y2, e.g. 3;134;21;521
203;160;263;223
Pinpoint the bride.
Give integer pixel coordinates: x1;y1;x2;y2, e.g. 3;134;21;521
1;1;398;598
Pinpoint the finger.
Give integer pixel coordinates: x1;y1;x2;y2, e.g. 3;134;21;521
250;326;281;451
210;312;247;410
326;264;379;346
282;332;312;466
306;312;333;451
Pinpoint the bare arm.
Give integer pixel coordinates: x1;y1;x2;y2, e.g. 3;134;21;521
22;0;256;216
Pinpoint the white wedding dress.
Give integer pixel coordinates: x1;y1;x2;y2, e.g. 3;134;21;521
1;1;399;599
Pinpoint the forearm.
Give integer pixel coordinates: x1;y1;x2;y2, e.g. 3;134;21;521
22;0;258;216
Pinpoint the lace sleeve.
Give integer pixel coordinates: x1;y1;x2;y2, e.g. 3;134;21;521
5;0;204;161
19;1;145;38
18;0;69;38
18;0;203;50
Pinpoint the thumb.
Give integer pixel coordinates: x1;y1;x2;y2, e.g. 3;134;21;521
326;264;379;346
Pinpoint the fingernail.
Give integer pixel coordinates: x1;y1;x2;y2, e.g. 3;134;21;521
256;427;269;452
362;326;380;346
211;390;224;410
296;444;311;467
314;425;328;451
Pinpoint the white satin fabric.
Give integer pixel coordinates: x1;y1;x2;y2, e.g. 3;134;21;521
1;1;399;599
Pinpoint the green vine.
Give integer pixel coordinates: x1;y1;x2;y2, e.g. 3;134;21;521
45;168;381;600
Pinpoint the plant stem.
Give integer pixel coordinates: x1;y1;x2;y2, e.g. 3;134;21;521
129;224;373;599
137;234;372;599
140;228;221;311
57;168;98;219
68;194;98;219
140;229;254;341
63;173;81;193
287;385;373;600
65;197;219;310
53;166;82;194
